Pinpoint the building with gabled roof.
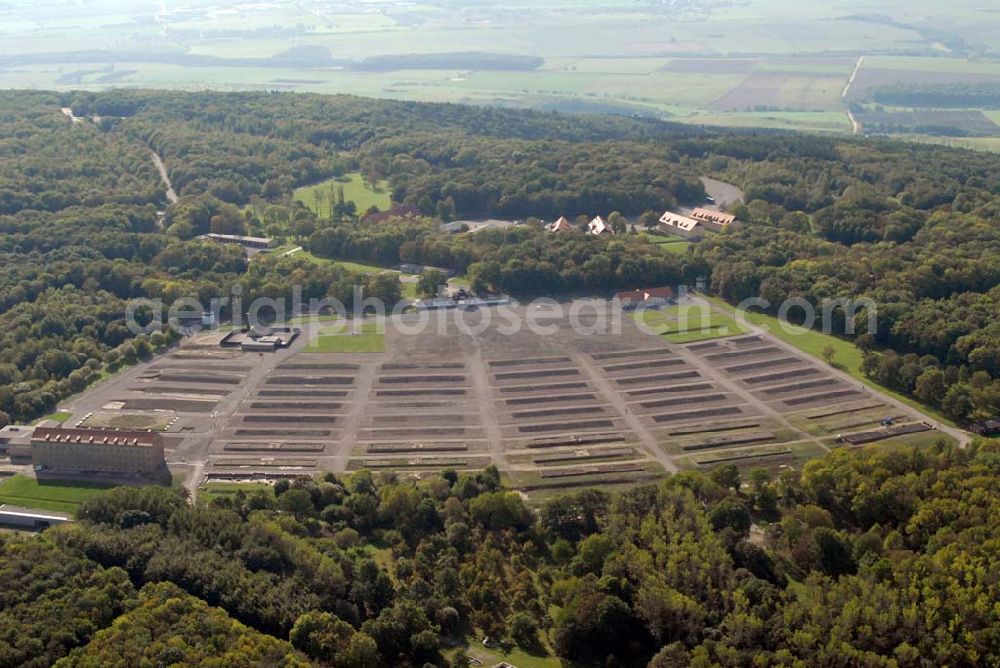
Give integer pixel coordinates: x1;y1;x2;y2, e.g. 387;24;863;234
658;211;703;239
549;216;575;233
588;216;614;236
614;287;674;309
31;427;165;475
690;207;736;231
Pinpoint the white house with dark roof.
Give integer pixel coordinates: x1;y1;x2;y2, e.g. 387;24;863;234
588;216;614;236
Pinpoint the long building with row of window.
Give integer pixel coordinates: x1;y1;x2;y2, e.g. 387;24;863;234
30;427;166;475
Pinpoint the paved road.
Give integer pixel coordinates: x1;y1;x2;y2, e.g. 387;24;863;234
462;335;510;470
666;342;831;454
842;55;865;100
331;360;377;472
150;150;178;205
704;299;972;447
842;55;865;135
572;352;679;473
700;176;745;208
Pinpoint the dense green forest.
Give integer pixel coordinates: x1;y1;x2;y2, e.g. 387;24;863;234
2;439;998;666
1;87;1000;666
1;88;999;425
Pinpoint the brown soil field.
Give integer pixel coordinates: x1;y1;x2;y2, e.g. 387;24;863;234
122;398;216;412
489;356;572;367
783;389;864;407
625;382;713;398
741;367;820;384
721;357;802;375
517;419;616;434
651;406;745;423
660;58;758;74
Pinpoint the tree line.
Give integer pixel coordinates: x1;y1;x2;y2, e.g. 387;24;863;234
2;438;998;665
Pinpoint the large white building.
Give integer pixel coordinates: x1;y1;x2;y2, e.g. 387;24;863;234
689;207;737;232
658;211;703;239
31;427;166;475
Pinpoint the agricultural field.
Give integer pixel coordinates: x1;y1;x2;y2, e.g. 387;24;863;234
1;1;998;141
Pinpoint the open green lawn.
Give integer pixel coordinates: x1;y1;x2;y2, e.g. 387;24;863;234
33;410;71;425
400;281;418;300
658;240;693;254
297;250;399;275
638;304;750;343
294;173;392;215
305;332;386;353
286;313;340;326
0;474;114;514
706;296;958;427
319;321;380;335
642;232;694;254
458;643;562;668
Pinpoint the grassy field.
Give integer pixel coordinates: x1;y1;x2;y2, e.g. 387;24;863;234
286;313;340;326
457;643;561;668
294;173;392;215
707;297;958;427
34;410;71;425
297;250;398;275
638;304;750;343
305;331;386;353
642;232;694;254
0;474;114;514
400;280;418;300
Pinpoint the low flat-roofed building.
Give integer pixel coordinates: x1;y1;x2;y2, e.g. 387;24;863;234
690;207;737;232
31;427;165;475
0;425;34;459
0;504;72;529
242;337;279;353
203;233;277;250
658;211;703;239
970;419;1000;437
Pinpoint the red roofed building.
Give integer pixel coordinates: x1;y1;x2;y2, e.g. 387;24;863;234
614;287;674;309
31;427;165;475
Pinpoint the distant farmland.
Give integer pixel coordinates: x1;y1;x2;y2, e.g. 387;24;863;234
1;0;999;144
